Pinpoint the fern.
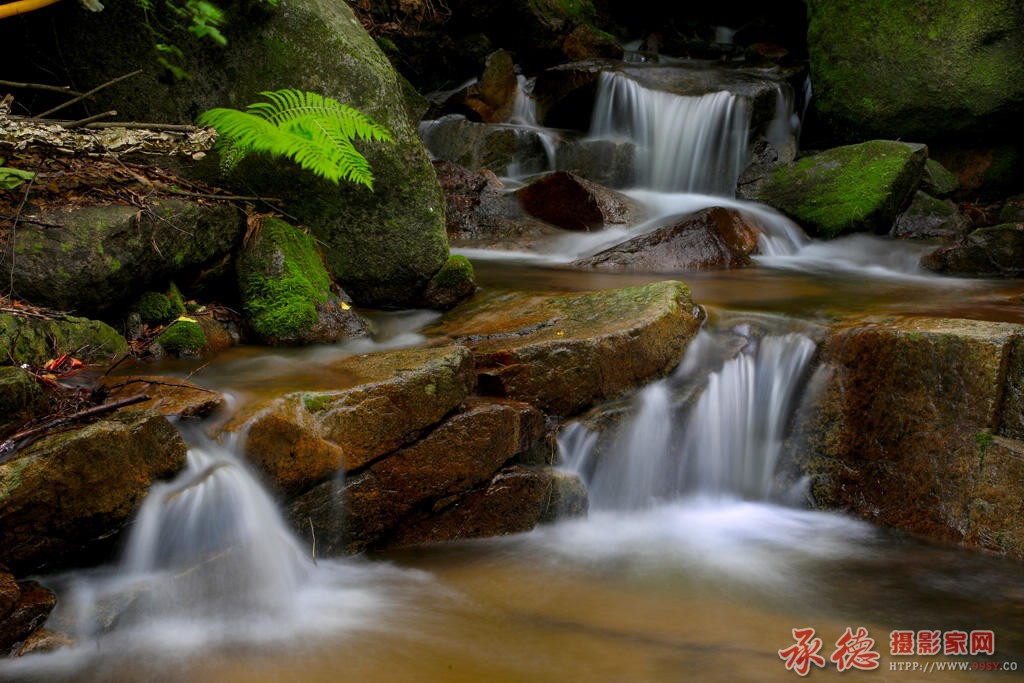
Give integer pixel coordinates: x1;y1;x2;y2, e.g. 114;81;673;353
198;90;393;189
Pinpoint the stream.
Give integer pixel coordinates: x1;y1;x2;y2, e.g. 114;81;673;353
4;61;1024;683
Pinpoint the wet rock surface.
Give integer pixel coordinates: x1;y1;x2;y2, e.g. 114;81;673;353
572;206;761;271
0;410;187;573
791;317;1024;559
426;281;701;416
516;171;642;231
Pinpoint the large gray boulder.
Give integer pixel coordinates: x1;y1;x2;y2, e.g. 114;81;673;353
8;0;449;307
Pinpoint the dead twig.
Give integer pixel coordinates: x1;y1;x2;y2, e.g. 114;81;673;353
63;110;118;130
0;393;150;462
0;79;88;98
0;214;63;229
37;70;143;119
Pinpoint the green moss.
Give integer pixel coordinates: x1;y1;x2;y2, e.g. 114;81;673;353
237;218;335;342
922;159;960;197
807;0;1024;140
137;291;175;325
0;313;128;366
759;140;926;238
0;457;32;504
158;318;207;355
301;392;332;413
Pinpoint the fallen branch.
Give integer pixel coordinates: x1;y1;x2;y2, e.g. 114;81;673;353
0;393;151;462
63;110;117;129
0;214;63;228
0;79;86;98
84;121;198;133
0;0;62;20
37;70;143;119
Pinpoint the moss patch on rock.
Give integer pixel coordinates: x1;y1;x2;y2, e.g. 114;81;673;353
921;159;960;197
756;140;928;238
0;367;46;437
0;314;128;367
421;254;477;309
807;0;1024;141
236;218;368;345
156;318;207;356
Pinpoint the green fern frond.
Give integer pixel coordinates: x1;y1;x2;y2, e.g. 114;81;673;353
197;89;393;189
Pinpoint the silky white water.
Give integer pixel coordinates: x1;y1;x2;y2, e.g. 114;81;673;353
563;315;819;509
589;71;750;195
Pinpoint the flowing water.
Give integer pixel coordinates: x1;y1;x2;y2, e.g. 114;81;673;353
5;60;1024;682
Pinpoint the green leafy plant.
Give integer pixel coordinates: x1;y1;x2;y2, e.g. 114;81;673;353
197;89;393;189
0;159;36;190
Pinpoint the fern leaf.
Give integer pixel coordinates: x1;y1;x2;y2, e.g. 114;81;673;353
197;89;392;189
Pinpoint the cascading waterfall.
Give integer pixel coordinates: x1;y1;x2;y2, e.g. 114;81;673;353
589;71;750;195
120;439;310;618
563;318;818;509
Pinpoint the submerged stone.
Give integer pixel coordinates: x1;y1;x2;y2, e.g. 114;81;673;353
99;376;224;419
756;140;927;238
427;281;701;416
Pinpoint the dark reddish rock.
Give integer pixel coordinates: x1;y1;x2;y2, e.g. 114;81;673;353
516;171;642;231
573;206;761;271
0;576;57;655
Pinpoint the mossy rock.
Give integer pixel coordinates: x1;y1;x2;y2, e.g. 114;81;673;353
922;224;1024;278
756;140;928;238
807;0;1024;142
420;254;477;310
891;191;970;240
156;318;207;356
0;367;46;437
0;314;128;367
921;159;960;197
236;218;368;345
6;0;449;308
1000;194;1024;223
0;409;187;573
13;200;241;315
136;285;186;327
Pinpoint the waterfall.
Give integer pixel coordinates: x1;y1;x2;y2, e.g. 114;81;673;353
589;71;750;195
120;439;310;618
562;318;818;509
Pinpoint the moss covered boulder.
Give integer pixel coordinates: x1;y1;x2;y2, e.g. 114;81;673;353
426;281;700;416
237;218;368;345
0;410;187;573
155;317;208;357
807;0;1024;141
921;224;1024;277
891;191;971;240
420;254;477;310
0;314;128;367
6;0;449;308
13;200;241;315
0;368;46;438
789;317;1024;559
755;140;928;238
